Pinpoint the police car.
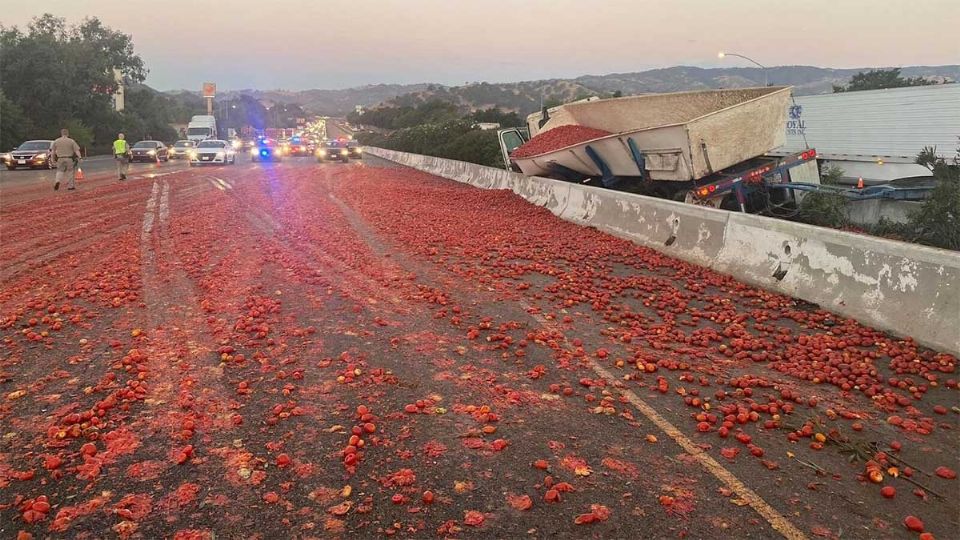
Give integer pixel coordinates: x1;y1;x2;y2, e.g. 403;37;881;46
251;138;282;162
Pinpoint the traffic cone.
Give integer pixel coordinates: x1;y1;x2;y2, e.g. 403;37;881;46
74;167;85;182
856;177;864;189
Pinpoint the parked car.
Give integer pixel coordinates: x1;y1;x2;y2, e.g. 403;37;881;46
169;140;197;160
130;140;169;163
189;139;237;166
1;140;54;170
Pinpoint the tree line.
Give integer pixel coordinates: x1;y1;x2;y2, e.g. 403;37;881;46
348;101;523;168
1;14;309;153
0;15;175;152
832;68;940;93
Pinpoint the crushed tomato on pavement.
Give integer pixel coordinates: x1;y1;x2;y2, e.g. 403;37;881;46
0;159;956;539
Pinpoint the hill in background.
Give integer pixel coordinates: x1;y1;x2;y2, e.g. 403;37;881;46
169;65;959;117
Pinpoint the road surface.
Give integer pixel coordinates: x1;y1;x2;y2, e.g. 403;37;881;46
0;155;191;206
0;151;956;539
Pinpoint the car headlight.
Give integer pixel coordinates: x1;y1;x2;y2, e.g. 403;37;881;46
0;153;9;161
189;151;198;159
148;150;156;156
249;148;258;156
340;149;348;155
35;153;48;160
231;140;241;149
318;149;327;156
216;152;225;159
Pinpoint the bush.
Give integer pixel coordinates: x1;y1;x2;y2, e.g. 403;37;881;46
820;164;844;185
797;166;847;227
360;121;503;168
434;129;503;168
909;152;959;250
798;191;849;228
864;217;913;242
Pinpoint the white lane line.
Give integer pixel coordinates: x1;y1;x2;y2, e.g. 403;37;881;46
525;309;808;540
159;180;170;225
209;176;232;190
208;178;225;191
142;180;159;236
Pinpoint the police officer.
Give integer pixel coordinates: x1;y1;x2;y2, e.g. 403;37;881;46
113;133;130;180
51;128;81;191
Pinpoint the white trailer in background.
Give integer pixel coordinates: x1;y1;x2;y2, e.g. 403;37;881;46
771;84;960;184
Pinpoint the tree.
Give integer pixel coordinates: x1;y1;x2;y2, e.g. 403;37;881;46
63;119;94;150
0;14;147;149
0;91;34;150
832;68;937;93
469;108;522;128
123;87;177;141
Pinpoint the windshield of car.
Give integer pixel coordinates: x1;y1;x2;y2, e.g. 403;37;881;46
17;141;51;151
174;141;194;148
198;141;225;148
133;141;155;148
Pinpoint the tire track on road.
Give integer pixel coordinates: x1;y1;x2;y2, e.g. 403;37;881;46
327;165;808;540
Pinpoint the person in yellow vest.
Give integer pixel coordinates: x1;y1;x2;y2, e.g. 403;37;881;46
113;133;130;180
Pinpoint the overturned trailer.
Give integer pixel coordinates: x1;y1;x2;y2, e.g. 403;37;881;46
499;87;821;213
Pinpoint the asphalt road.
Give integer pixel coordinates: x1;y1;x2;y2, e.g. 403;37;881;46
0;154;956;539
0;155;192;206
325;120;353;140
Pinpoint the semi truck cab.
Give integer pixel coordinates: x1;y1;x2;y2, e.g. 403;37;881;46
187;115;218;143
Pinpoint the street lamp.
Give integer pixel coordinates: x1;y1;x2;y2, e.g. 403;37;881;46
718;51;768;87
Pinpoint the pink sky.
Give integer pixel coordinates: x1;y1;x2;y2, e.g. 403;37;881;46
5;0;958;90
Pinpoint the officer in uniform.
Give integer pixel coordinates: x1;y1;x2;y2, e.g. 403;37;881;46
51;128;81;191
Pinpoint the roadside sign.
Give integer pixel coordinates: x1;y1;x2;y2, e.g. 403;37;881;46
202;82;216;98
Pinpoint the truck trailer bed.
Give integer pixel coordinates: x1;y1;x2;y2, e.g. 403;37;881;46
512;87;793;182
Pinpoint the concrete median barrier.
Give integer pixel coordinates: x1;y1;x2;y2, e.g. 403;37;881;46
367;148;960;356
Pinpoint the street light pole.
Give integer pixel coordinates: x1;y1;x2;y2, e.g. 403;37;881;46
718;51;769;87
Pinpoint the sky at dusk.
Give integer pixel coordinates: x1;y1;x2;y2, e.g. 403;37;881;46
4;0;958;91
